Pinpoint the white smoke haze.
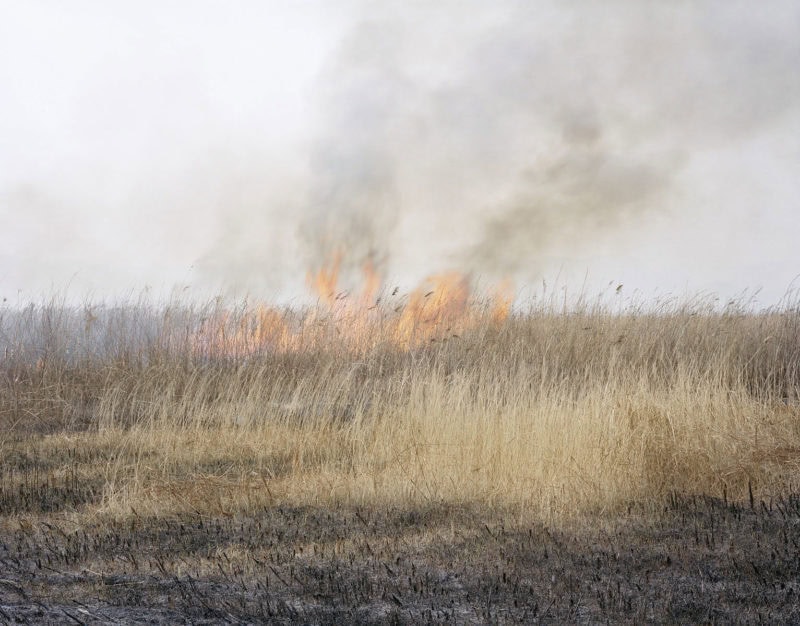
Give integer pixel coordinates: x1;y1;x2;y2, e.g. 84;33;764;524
1;1;798;305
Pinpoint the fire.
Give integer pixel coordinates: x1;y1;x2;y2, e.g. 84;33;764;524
190;254;512;358
192;305;294;359
489;278;515;325
395;273;470;347
359;257;382;309
306;250;342;309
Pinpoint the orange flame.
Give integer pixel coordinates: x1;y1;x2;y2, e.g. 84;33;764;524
489;278;515;325
306;250;342;309
192;305;293;359
359;257;382;309
190;254;512;358
395;273;470;347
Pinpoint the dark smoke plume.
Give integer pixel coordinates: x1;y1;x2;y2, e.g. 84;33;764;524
298;1;800;284
298;18;413;280
4;2;796;301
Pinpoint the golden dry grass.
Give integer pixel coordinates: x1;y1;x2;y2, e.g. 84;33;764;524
2;290;799;523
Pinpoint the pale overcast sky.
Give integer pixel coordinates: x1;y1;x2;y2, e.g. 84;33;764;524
1;1;798;306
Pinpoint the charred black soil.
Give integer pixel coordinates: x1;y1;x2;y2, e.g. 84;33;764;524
2;489;800;624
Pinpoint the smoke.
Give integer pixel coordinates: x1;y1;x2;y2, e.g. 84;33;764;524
295;1;800;286
1;2;798;302
298;19;411;278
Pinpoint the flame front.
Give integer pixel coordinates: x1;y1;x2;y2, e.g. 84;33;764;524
191;256;512;358
192;305;294;360
306;250;342;309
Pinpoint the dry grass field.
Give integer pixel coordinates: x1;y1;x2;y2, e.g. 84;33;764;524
1;274;799;622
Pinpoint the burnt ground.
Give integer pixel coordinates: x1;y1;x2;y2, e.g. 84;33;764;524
1;494;799;625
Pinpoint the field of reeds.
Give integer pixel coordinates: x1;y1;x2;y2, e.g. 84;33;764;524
2;285;800;622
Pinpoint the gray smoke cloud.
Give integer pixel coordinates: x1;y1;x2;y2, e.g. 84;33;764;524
298;19;410;278
292;1;800;285
1;2;798;303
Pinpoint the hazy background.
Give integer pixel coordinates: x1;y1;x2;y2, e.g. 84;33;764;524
2;1;798;306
